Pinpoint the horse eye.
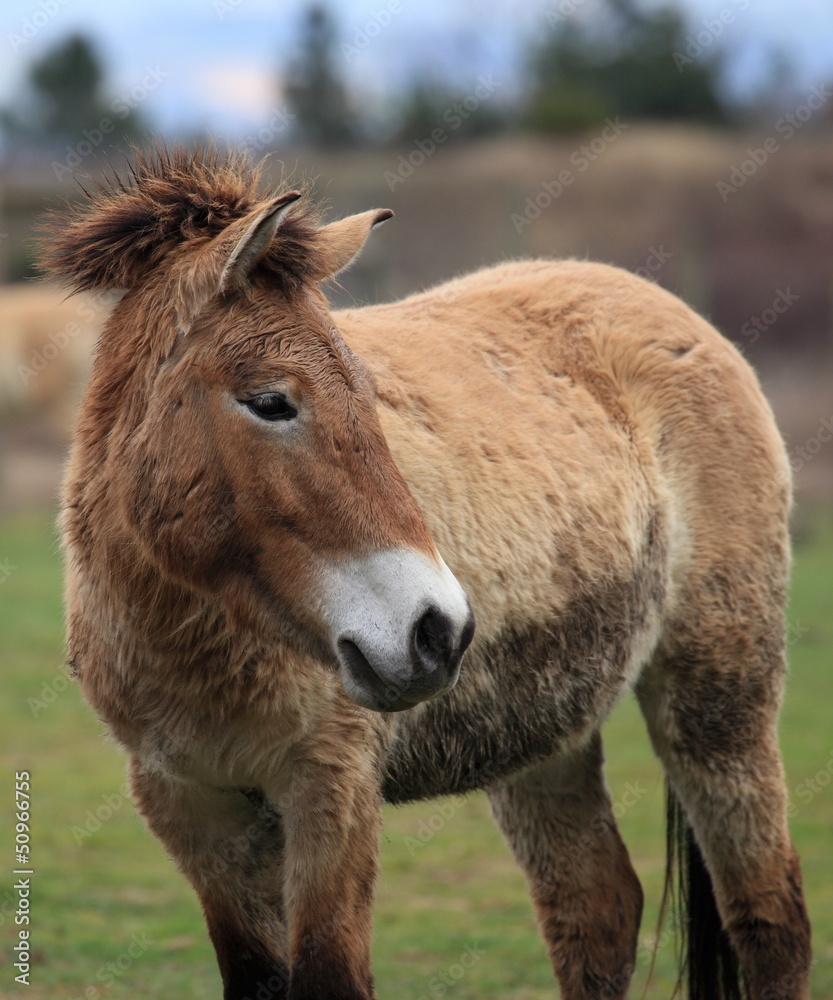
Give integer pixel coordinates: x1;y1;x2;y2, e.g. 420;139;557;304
243;393;297;422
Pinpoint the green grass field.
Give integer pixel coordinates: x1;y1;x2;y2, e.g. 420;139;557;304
1;509;831;999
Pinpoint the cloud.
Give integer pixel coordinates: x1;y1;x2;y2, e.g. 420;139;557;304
192;63;277;122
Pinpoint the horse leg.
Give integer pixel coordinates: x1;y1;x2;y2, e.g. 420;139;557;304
131;723;382;1000
487;733;643;1000
637;641;812;999
278;729;381;1000
130;760;291;1000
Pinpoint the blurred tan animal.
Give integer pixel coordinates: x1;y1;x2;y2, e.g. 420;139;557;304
41;148;810;1000
0;283;106;434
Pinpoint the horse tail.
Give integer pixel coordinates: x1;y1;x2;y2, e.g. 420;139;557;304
655;781;745;999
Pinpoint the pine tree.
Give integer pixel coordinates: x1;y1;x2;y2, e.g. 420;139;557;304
284;5;358;149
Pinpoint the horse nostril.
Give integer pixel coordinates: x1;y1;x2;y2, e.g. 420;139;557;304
459;608;475;655
412;606;455;671
338;637;377;689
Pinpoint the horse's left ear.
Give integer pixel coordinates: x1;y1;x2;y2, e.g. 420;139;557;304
311;209;394;281
174;191;301;331
218;191;303;292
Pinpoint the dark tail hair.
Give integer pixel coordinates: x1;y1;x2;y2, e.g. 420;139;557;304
655;781;746;999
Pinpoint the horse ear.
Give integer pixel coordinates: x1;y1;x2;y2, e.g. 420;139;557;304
173;191;302;332
219;191;302;292
311;208;393;281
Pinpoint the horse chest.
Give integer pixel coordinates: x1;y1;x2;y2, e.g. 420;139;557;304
133;716;298;792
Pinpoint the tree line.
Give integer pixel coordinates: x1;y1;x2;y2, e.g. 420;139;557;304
0;1;815;157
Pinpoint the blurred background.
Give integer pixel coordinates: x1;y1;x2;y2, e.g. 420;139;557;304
0;1;831;997
2;0;833;513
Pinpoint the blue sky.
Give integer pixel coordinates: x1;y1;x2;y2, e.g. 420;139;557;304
2;0;833;138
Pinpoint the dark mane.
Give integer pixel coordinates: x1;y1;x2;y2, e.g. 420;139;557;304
38;144;321;294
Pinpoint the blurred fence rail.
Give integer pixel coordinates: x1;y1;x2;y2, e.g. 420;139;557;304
1;126;831;512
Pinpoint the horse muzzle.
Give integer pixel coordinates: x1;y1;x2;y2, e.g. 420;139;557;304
322;549;475;712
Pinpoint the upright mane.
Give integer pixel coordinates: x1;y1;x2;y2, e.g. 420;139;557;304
39;145;321;294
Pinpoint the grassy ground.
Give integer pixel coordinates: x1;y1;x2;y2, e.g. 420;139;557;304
0;509;831;999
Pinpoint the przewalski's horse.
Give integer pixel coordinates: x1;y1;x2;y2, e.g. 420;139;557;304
42;148;811;1000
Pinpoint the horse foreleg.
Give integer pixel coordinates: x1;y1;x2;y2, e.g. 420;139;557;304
280;727;381;1000
487;733;643;1000
130;759;290;1000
